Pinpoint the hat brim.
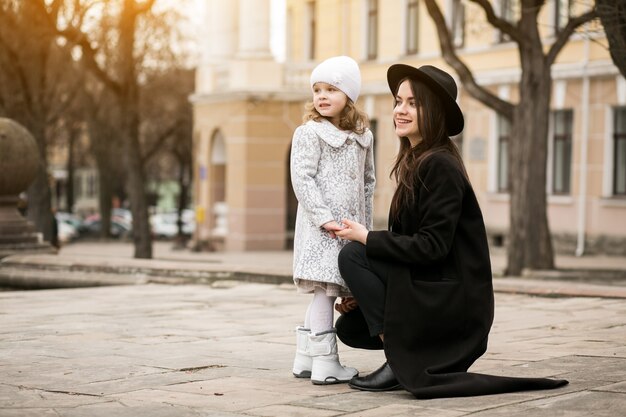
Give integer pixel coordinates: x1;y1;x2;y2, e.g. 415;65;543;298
387;64;464;136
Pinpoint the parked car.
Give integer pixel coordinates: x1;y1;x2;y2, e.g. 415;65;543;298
151;210;195;239
57;220;78;243
55;212;83;242
81;216;132;239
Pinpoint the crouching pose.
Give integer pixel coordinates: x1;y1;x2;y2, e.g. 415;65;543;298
334;63;568;398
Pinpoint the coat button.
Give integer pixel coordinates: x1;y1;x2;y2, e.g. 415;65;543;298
350;209;356;216
350;173;357;180
346;138;354;145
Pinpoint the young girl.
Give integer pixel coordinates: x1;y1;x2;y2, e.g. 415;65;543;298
335;64;568;398
290;56;375;385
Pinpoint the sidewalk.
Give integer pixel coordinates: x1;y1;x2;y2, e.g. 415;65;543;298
1;280;624;415
1;241;626;298
1;241;625;415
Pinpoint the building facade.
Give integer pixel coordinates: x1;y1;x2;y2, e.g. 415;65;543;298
192;0;626;255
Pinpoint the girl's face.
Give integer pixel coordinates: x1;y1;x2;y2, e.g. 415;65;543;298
313;82;348;126
393;80;421;146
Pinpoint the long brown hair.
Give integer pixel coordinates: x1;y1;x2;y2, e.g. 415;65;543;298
303;99;369;134
389;77;467;221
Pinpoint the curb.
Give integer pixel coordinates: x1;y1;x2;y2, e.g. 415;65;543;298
1;254;625;298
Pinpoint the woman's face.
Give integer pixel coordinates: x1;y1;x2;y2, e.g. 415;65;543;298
313;82;348;126
393;80;421;146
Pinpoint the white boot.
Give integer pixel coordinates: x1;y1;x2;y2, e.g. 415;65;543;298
292;326;312;378
309;329;358;385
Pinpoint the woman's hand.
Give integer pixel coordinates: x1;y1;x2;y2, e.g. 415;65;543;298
335;297;358;314
335;219;369;244
322;220;344;238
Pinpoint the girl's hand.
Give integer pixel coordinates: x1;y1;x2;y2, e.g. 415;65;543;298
335;219;369;244
335;297;358;314
322;220;344;238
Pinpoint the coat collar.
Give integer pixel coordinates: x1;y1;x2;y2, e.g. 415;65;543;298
305;119;372;149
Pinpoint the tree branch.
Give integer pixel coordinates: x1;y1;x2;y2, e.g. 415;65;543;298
141;119;183;165
56;25;123;95
468;0;525;44
0;31;35;118
547;8;598;66
423;0;514;120
134;0;157;15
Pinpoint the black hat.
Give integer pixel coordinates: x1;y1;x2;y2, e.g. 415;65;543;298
387;64;464;136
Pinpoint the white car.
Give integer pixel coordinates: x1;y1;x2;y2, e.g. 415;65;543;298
151;211;195;238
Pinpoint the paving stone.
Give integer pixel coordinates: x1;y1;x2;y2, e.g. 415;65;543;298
52;401;207;417
0;283;624;415
471;390;626;417
340;403;467;417
244;404;341;416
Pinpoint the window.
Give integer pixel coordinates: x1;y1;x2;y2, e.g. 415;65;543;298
552;110;573;194
366;0;378;60
450;0;465;48
305;1;316;60
87;171;98;198
554;0;571;33
497;115;510;192
614;107;626;196
406;0;419;55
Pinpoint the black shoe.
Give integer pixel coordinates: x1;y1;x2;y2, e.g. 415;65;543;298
348;362;401;392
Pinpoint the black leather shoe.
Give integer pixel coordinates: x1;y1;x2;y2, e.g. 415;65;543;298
348;362;401;392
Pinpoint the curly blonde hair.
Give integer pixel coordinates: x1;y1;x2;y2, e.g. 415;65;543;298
302;99;369;135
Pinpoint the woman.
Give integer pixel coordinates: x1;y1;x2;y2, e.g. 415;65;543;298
334;64;568;399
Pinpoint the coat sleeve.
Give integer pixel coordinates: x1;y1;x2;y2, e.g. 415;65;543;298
290;125;335;227
364;131;376;230
366;154;465;265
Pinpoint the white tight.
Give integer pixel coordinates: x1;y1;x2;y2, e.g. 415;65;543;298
304;287;337;334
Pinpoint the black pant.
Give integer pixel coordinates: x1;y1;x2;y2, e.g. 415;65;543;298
336;241;388;348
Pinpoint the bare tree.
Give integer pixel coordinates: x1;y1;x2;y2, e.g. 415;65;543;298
0;0;78;243
43;0;158;258
597;0;626;78
45;0;196;258
140;68;194;244
423;0;597;275
82;81;125;239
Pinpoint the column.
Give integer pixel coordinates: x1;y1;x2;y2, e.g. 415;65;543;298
237;0;272;58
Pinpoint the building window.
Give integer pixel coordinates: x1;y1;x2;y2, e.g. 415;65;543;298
406;0;419;55
552;110;573;194
497;115;510;192
305;1;316;60
366;0;378;60
614;106;626;196
498;0;519;43
450;0;465;48
554;0;571;33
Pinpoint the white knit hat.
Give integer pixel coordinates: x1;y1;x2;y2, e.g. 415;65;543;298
310;56;361;103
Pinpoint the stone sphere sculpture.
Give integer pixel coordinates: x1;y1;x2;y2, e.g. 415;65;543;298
0;118;39;195
0;117;55;259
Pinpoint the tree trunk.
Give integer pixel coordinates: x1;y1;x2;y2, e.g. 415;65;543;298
506;41;554;276
96;155;113;239
176;165;187;238
597;0;626;79
65;125;76;213
119;0;152;259
27;168;54;243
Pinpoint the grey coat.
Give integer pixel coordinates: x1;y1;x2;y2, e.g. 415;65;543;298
290;119;375;292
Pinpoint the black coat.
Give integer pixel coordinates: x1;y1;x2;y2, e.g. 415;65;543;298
365;151;567;399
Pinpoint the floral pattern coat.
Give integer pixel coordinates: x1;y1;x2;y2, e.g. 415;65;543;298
290;119;375;294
